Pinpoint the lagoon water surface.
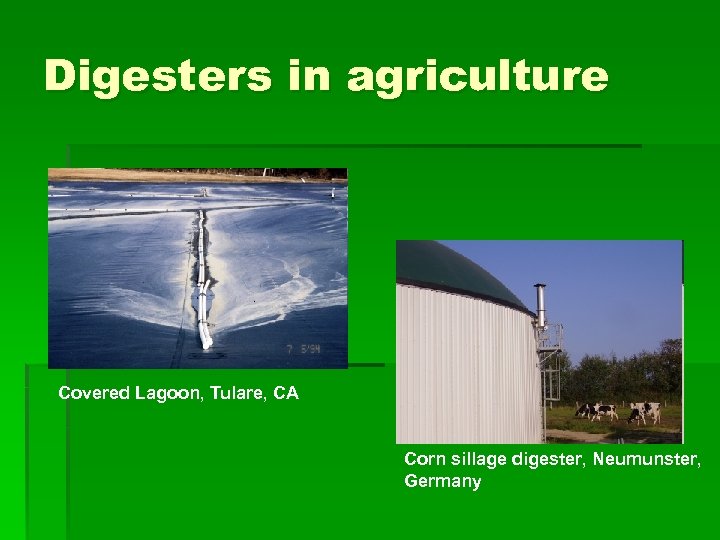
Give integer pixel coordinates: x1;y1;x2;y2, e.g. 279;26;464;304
49;181;348;368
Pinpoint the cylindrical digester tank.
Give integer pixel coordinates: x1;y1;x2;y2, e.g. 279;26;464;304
396;241;541;444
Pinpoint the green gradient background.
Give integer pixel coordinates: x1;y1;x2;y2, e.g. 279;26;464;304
6;4;719;538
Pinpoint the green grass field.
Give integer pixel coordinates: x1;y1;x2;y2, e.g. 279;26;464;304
545;405;682;443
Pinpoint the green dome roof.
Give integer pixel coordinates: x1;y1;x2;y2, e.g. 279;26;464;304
396;240;535;316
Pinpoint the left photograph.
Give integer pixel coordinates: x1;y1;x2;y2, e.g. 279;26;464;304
48;168;348;368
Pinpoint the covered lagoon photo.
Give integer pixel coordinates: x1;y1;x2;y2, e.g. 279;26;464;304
48;168;348;368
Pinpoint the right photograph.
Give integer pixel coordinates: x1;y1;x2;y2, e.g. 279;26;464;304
396;240;683;445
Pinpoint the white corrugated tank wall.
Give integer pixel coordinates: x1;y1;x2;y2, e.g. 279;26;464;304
397;284;541;444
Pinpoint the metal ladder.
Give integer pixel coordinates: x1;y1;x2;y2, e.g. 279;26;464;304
538;323;563;442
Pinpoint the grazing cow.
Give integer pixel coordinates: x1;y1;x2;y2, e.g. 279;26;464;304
589;403;618;422
627;402;661;425
575;403;591;418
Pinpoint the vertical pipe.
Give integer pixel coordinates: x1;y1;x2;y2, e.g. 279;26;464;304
198;211;205;286
200;280;213;348
534;283;546;329
197;212;213;350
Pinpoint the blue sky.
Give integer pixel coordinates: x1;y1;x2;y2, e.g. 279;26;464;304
440;241;682;363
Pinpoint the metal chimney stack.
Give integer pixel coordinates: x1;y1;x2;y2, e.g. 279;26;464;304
534;283;547;329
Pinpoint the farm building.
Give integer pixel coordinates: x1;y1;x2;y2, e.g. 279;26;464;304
396;240;547;444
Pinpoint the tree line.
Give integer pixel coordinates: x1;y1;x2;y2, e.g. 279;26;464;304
554;338;682;406
116;168;348;179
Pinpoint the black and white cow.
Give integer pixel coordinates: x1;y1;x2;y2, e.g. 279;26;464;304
627;402;661;425
575;403;591;418
589;403;618;422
